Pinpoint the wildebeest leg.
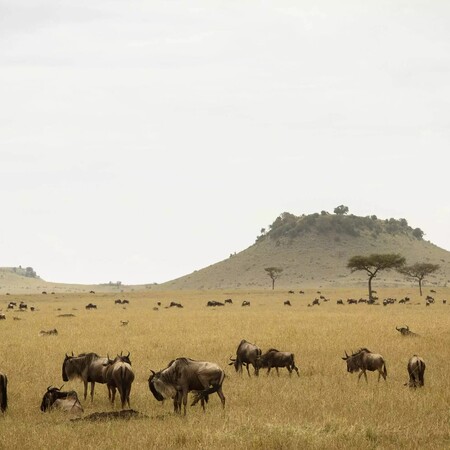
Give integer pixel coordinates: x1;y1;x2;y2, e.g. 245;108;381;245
276;367;280;376
217;388;226;409
246;363;251;377
90;382;95;402
110;386;116;406
293;365;300;377
267;366;271;376
358;370;367;383
182;389;188;415
83;380;88;401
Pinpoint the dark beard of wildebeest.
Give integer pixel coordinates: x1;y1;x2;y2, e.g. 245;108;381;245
406;355;426;388
103;353;134;409
40;386;83;417
0;372;7;413
342;348;387;383
229;339;262;376
61;352;110;402
255;349;300;377
148;357;226;415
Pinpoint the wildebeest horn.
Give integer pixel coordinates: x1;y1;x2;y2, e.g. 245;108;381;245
47;385;52;391
120;351;123;356
406;325;409;330
71;351;74;356
150;370;155;375
59;384;64;390
126;352;130;358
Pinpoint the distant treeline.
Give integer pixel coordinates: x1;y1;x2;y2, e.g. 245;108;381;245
10;266;38;278
257;211;425;242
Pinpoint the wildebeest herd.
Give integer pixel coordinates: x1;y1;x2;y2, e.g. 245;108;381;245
0;292;434;419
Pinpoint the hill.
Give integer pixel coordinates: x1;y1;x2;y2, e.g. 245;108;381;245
161;211;450;290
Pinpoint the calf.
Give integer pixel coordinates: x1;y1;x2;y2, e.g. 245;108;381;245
256;349;299;377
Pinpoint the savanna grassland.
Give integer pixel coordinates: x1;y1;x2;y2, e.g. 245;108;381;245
1;288;449;450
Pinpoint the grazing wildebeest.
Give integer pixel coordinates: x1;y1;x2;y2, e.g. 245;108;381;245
284;300;291;306
342;348;387;383
19;302;27;310
40;386;83;417
62;352;109;401
0;372;7;413
224;299;233;304
0;313;5;320
299;290;305;294
120;320;129;326
255;349;299;377
288;290;295;294
207;301;224;307
229;339;261;376
312;298;320;306
89;290;95;294
241;300;251;307
114;299;122;304
104;353;134;409
169;301;183;308
396;325;418;337
7;303;14;310
85;303;97;310
337;299;344;305
39;328;58;336
406;355;426;388
148;357;225;415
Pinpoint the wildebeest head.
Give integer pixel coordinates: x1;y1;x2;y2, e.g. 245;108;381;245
148;367;177;401
342;350;361;373
40;386;64;411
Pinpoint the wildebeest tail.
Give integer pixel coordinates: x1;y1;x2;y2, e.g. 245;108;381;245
0;373;7;412
120;366;128;406
383;361;387;378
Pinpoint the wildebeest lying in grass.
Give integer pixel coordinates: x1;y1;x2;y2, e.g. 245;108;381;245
396;325;419;337
148;357;225;415
342;348;387;383
255;349;299;377
0;372;7;413
39;329;58;336
405;355;426;388
40;386;83;418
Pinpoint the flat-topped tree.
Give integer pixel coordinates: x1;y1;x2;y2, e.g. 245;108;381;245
398;263;440;296
347;254;406;301
264;267;283;290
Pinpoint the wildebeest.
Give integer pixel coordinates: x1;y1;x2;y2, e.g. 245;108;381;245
229;339;261;376
148;357;225;415
169;301;183;308
62;352;109;401
396;325;418;337
337;299;344;305
255;349;299;377
0;313;5;320
224;299;233;304
288;290;295;294
39;328;58;336
342;348;387;383
241;300;251;307
206;300;224;307
104;353;134;409
19;302;27;310
40;386;83;417
284;300;291;306
406;355;426;388
89;290;95;294
85;303;97;310
0;372;7;413
120;320;129;326
312;298;320;306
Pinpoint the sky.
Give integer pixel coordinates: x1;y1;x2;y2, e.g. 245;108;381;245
1;0;449;285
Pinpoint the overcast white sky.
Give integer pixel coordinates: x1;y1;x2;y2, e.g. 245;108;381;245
1;0;449;285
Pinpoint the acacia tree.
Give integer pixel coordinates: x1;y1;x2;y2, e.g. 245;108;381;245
264;267;283;290
347;254;405;301
398;263;440;296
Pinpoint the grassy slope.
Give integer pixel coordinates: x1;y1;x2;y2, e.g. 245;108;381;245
164;230;450;290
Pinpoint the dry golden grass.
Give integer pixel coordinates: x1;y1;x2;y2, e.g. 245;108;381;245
1;288;449;449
